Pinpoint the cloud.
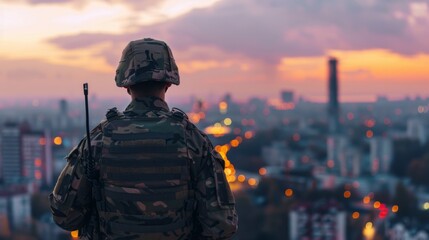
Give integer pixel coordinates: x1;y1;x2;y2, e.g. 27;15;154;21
106;0;162;11
10;0;164;11
46;0;429;67
165;0;429;59
0;58;117;99
14;0;161;6
27;0;73;3
49;33;119;50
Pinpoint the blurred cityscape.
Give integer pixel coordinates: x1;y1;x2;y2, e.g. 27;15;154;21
1;58;429;240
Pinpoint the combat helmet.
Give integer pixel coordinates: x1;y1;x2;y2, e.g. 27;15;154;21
115;38;180;87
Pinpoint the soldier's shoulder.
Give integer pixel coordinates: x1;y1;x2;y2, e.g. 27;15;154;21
78;118;107;154
166;107;209;142
91;120;106;138
166;107;193;128
169;107;189;121
105;107;124;122
187;123;212;148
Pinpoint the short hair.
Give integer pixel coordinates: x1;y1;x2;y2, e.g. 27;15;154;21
129;81;169;96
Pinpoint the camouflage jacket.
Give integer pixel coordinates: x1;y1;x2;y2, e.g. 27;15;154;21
49;97;238;240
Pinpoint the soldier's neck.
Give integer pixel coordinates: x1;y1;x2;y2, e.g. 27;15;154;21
131;92;165;101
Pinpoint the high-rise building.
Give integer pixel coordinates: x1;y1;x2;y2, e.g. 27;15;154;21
1;123;22;184
370;138;393;175
262;141;288;167
59;99;68;115
1;122;53;187
22;130;53;188
290;201;346;239
43;130;53;187
57;99;71;129
328;57;340;134
0;186;32;234
281;90;294;103
407;118;427;145
327;135;349;176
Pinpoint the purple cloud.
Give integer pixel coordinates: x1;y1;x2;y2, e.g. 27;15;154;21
47;0;429;64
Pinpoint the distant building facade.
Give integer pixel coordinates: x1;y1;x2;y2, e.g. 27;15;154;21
1;123;21;184
281;90;295;103
369;137;393;175
407;118;427;145
22;130;53;188
290;200;346;240
0;186;32;237
1;122;53;188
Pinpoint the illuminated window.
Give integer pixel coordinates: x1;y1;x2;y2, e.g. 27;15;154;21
53;136;63;145
35;170;42;180
237;175;246;183
248;178;257;186
39;138;46;145
285;189;293;197
366;130;374;138
230;140;239;147
373;201;381;209
219;102;228;114
224;118;232;126
344;191;351;199
34;158;42;167
327;159;335;168
363;196;370;204
244;131;253;139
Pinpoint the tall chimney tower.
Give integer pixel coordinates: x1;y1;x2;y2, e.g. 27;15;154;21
328;57;339;134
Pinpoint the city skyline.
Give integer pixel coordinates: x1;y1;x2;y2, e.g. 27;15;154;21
1;0;429;102
0;52;428;238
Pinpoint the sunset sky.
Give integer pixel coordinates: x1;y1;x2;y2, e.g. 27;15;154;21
1;0;429;103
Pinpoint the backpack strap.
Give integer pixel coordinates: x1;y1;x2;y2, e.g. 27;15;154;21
168;107;197;213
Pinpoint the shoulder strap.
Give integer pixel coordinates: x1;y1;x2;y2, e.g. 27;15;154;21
169;107;196;131
105;107;124;122
170;107;187;120
169;107;198;212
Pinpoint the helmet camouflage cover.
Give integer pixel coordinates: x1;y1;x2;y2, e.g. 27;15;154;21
115;38;180;87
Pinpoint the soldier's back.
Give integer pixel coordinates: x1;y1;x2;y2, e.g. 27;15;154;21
96;105;198;239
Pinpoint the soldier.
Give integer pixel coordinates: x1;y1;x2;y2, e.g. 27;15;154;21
49;38;238;239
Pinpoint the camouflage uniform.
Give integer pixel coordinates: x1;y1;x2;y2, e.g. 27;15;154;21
50;97;238;239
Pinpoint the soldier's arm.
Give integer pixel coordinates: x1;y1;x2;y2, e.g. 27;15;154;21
193;131;238;239
49;125;103;231
49;139;92;230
